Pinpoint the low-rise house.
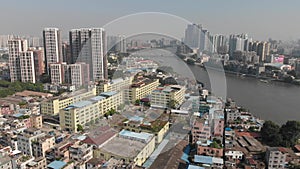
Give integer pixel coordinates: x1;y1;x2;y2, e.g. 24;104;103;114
69;141;93;168
225;150;244;161
196;140;223;157
32;135;55;157
86;158;105;169
265;147;287;169
192;118;211;143
26;157;47;169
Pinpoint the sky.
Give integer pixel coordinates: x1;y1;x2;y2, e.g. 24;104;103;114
0;0;300;41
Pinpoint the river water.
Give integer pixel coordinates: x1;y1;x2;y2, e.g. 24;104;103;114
130;48;300;124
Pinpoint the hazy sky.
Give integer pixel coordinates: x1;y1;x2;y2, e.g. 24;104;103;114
1;0;300;41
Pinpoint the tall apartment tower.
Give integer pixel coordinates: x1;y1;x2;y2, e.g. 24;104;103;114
68;63;90;87
257;42;270;62
184;24;202;49
69;28;107;81
20;51;36;83
50;63;66;85
228;34;251;57
107;35;127;53
8;39;28;82
43;28;62;74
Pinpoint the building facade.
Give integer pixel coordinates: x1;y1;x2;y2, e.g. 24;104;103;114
69;28;107;81
8;39;28;82
40;87;96;116
59;91;122;132
43;28;62;74
151;85;186;109
265;147;286;169
125;79;160;104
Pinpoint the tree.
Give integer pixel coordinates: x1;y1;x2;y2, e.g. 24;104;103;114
77;124;84;132
168;99;179;109
40;73;51;83
135;99;141;105
280;121;300;147
261;120;282;147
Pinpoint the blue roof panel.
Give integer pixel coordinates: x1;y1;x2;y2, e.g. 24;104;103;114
194;155;213;164
47;160;66;169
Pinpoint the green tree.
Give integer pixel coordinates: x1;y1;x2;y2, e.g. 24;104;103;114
77;124;84;132
135;99;141;105
261;120;282;147
280;121;300;147
40;73;51;83
168;100;179;109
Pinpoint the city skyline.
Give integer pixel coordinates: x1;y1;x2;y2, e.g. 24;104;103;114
0;0;300;41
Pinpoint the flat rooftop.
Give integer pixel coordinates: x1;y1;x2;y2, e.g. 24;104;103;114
101;136;147;158
65;100;92;110
100;91;118;97
119;129;153;143
90;96;106;102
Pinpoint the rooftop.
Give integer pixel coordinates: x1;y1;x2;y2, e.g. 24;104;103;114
47;160;67;169
64;100;92;110
194;155;223;165
119;129;153;143
188;165;205;169
152;85;183;93
83;126;117;146
100;91;118;97
100;136;147;158
90;96;106;102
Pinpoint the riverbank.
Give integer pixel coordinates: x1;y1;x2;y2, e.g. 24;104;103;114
194;63;300;85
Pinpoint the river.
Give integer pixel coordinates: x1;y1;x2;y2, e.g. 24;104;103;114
130;48;300;124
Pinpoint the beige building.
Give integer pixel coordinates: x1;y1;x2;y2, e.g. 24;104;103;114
151;85;186;109
26;157;47;169
125;78;160;104
17;128;45;156
69;141;93;168
123;118;169;144
96;76;133;94
59;91;122;132
94;130;155;166
32;135;55;157
0;153;12;169
30;115;42;128
40;87;96;116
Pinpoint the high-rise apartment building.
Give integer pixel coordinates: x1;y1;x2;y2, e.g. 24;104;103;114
184;24;201;49
50;63;66;85
249;41;270;62
8;39;45;83
68;62;90;87
213;34;227;54
20;51;36;83
32;49;45;80
228;34;251;57
257;41;270;62
107;35;127;53
8;39;25;82
0;35;14;48
69;28;107;81
43;28;62;74
8;39;28;82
